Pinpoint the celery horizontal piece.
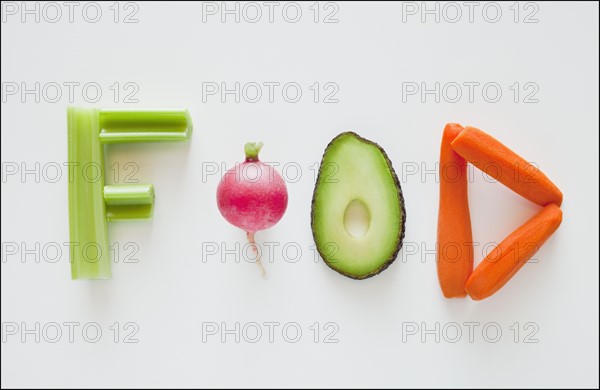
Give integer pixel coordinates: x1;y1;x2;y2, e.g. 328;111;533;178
104;184;155;221
98;109;192;143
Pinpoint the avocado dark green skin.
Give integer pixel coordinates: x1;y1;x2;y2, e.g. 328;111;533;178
310;131;406;280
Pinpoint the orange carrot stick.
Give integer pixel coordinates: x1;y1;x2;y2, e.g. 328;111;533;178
437;123;473;298
465;203;562;301
450;127;563;207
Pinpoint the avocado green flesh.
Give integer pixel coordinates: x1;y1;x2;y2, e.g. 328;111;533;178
311;132;405;279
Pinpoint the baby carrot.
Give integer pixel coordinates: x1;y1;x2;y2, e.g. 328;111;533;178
465;203;562;301
450;127;563;207
437;123;473;298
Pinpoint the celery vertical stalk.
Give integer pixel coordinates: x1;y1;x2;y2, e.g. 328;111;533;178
68;108;111;279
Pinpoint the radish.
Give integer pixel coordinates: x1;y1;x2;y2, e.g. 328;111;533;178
217;142;288;275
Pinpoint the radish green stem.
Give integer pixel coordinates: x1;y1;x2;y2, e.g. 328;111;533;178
244;142;263;162
104;184;155;221
247;232;266;276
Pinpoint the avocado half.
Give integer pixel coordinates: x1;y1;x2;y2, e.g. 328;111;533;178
311;132;406;280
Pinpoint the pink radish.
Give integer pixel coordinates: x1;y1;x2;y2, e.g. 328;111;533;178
217;142;288;275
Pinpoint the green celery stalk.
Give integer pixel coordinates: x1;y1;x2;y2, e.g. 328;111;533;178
105;184;155;221
68;108;192;280
68;108;111;279
99;109;192;143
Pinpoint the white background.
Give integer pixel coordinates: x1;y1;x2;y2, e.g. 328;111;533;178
1;1;599;388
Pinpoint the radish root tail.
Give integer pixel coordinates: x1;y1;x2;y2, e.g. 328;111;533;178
247;231;266;277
